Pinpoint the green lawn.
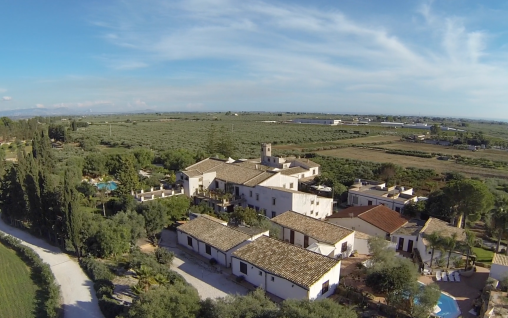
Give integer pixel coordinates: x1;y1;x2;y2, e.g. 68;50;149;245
0;242;38;318
472;247;495;265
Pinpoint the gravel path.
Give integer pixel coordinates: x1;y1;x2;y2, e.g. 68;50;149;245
0;219;103;318
159;230;249;299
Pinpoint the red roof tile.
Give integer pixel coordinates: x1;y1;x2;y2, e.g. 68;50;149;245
327;205;408;234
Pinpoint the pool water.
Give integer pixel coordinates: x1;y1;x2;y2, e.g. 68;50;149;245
433;291;461;318
417;282;461;318
96;181;118;191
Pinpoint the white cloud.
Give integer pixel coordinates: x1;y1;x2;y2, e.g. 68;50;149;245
2;96;12;101
53;100;115;108
35;104;45;108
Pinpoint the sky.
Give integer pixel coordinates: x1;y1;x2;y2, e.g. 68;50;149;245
1;0;508;118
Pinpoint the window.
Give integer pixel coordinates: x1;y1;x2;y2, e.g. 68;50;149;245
322;281;329;294
256;193;259;201
368;200;372;206
352;196;358;204
187;237;193;247
271;276;275;282
205;244;211;255
290;183;294;189
271;211;276;218
259;271;262;276
311;200;314;205
316;201;319;205
395;207;401;213
215;181;219;188
272;198;276;205
180;175;184;180
310;210;313;214
250;190;252;197
313;169;316;175
341;242;348;252
240;262;247;275
268;148;270;151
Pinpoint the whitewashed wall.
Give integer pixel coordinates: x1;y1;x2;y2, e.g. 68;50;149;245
307;263;341;300
490;264;508;281
327;218;388;237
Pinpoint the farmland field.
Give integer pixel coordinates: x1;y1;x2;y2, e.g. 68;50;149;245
316;147;508;179
273;135;401;151
0;242;38;318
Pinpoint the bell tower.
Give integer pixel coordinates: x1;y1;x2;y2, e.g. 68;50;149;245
261;143;271;164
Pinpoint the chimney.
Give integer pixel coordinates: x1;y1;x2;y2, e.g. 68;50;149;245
349;212;354;218
255;164;259;170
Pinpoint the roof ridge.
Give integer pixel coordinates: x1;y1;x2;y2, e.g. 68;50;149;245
258;236;339;261
242;170;276;185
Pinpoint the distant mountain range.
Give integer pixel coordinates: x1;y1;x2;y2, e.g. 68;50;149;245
0;107;158;118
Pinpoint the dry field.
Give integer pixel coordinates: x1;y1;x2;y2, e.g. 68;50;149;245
273;135;401;151
317;147;508;179
382;141;508;161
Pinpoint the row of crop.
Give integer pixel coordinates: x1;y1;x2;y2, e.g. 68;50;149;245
456;157;508;170
0;234;61;318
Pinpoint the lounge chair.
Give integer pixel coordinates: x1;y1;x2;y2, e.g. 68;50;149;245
435;270;442;281
454;271;461;282
448;271;455;282
442;272;448;281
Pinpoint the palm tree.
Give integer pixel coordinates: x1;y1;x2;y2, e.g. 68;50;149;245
490;199;508;253
427;231;442;268
442;233;458;268
464;230;476;270
135;265;155;292
97;187;108;217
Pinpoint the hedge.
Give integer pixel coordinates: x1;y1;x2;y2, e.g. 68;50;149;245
0;234;61;318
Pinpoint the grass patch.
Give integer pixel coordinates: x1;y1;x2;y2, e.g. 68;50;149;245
472;247;494;264
0;242;38;318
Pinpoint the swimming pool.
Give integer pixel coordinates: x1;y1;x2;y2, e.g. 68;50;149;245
96;181;118;191
418;282;461;318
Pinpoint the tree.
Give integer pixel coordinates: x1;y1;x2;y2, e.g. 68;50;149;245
430;124;441;135
217;125;235;158
205;123;219;156
230;206;258;226
160;195;191;222
83;153;107;177
463;230;476;270
160;149;196;171
201;288;277;318
116;154;140;207
128;283;201;318
96;218;131;257
279;298;357;318
138;201;168;242
133;148;154;169
442;233;458;268
111;210;146;245
442;179;494;228
62;167;85;258
366;258;417;294
426;231;442;268
377;163;400;185
490;200;508;253
367;235;397;270
409;283;441;318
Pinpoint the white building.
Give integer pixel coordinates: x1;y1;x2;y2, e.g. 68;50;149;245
177;144;331;219
231;236;341;300
347;179;418;213
132;186;184;202
390;219;426;253
271;211;355;258
293;118;341;125
490;253;508;283
326;205;409;239
177;215;268;267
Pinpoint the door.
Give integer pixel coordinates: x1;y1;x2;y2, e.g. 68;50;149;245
235;187;239;197
304;235;309;248
407;240;414;253
397;237;404;251
290;230;295;244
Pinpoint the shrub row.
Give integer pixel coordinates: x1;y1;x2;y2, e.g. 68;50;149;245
79;256;123;318
0;234;61;318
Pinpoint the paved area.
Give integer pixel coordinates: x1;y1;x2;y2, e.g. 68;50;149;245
0;219;103;318
159;229;249;299
419;267;489;318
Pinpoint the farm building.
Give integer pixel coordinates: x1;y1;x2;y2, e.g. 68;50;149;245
231;236;341;300
293;118;341;125
177;143;332;219
490;253;508;282
347;179;418;213
177;216;268;267
271;211;355;258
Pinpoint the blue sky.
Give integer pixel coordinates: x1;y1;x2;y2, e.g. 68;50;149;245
1;0;508;118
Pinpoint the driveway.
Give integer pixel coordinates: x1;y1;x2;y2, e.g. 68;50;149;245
0;219;103;318
159;229;249;299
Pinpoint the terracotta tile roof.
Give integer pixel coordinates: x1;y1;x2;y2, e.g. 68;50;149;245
289;158;320;168
185;158;226;174
177;217;251;252
279;167;308;176
420;217;466;246
243;171;278;187
271;211;353;245
232;236;340;289
182;170;202;177
492;253;508;267
327;205;408;234
394;219;425;236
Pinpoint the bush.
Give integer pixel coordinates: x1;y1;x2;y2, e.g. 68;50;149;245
99;296;124;318
209;258;218;265
236;275;245;283
154;247;174;265
80;256;114;281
